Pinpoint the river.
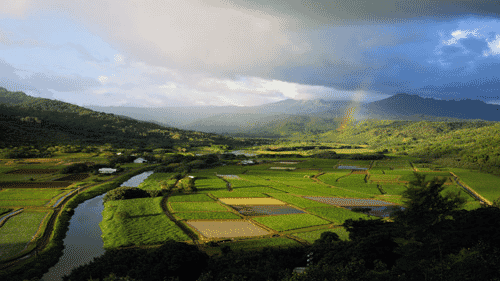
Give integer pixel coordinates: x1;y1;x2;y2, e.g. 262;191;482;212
41;171;154;281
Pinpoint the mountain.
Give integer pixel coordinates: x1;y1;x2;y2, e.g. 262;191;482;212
0;88;246;149
360;93;500;121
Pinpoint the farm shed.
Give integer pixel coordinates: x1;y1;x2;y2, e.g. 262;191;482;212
99;168;117;174
134;158;147;163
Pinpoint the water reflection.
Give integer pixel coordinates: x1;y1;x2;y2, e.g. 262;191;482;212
41;171;154;281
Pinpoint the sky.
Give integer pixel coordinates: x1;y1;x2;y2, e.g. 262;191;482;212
1;0;500;107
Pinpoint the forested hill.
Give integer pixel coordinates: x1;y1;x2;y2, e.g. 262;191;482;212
0;88;249;149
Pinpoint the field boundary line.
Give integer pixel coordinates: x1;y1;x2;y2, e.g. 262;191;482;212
449;172;491;205
0;208;23;228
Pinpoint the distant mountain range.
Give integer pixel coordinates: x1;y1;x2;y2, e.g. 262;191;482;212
86;93;500;135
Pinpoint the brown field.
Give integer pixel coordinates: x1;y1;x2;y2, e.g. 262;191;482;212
187;220;271;238
219;198;286;205
53;174;89;181
0;182;72;188
6;169;59;174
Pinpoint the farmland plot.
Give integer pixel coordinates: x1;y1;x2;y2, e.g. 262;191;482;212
209;191;270;198
303;197;395;206
267;193;331;208
187;220;270;238
169;202;228;212
53;174;89;181
174;212;241;220
6;169;59;174
333;175;381;195
317;172;352;185
451;169;500;202
337;160;372;168
231;205;305;216
0;211;49;260
306;207;372;224
137;173;175;190
0;188;64;201
225;237;301;251
291;227;349;243
219;197;285;205
252;214;330;231
101;197;191;248
0;182;72;188
168;194;215;202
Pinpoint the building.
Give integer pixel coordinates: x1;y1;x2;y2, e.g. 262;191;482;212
99;168;117;174
134;157;147;164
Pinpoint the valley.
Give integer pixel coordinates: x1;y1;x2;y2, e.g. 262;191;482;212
1;88;500;280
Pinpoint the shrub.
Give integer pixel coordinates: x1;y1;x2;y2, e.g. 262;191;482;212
103;186;150;203
61;163;90;174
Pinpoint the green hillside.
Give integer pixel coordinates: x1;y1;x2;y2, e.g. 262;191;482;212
0;88;250;150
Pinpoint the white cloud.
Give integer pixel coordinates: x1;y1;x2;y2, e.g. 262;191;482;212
98;75;108;83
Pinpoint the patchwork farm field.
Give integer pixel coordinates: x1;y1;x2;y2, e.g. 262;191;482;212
231;205;305;216
187;220;271;238
101;197;191;248
252;214;331;231
0;211;50;260
291;227;350;243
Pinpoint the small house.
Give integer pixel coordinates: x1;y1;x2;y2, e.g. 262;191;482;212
99;168;117;174
134;157;147;164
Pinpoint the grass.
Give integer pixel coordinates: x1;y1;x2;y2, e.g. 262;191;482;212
173;212;241;220
306;207;373;224
137;173;175;190
208;191;270;198
0;200;50;207
332;175;381;195
229;237;302;251
100;197;191;248
0;211;48;260
169;202;229;212
451;169;500;202
0;189;64;200
252;213;331;231
317;172;352;185
379;184;407;195
291;227;350;243
0;208;12;217
168;194;215;202
267;193;331;208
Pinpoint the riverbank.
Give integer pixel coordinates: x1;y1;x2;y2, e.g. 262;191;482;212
0;165;158;281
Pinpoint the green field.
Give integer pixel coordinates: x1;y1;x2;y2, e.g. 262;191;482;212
173;212;242;220
100;197;191;248
306;207;373;224
209;191;270;198
0;211;48;260
168;193;215;202
291;227;350;243
451;169;500;202
0;208;12;217
228;237;302;251
137;173;175;190
252;214;331;231
169;202;229;212
0;200;50;207
0;189;64;200
332;175;381;195
267;193;331;208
